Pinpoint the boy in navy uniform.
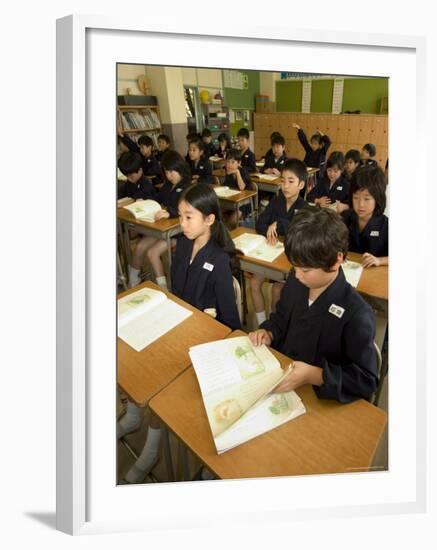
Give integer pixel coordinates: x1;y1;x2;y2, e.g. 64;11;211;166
237;127;257;173
262;134;288;174
118;132;162;182
292;123;331;180
307;151;350;207
360;143;378;167
201;128;217;159
155;134;171;162
117;151;156;201
249;207;378;403
222;148;254;228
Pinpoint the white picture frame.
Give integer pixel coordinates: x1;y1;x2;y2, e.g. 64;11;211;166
56;15;427;536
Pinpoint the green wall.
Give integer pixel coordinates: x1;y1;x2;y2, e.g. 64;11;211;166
223;70;260;110
342;78;388;114
276;80;302;112
311;79;334;112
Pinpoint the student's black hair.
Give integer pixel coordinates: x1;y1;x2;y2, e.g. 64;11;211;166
218;133;231;148
188;138;206;155
270;131;282;143
310;133;322;145
345;149;361;164
363;143;377;157
201;128;212;138
158;134;171;145
117;151;143;176
281;158;308;183
225;148;242;162
237;127;250;139
326;151;345;171
350;165;387;216
186;132;200;141
178;184;236;255
137;134;154;148
161;150;191;182
285;208;349;272
271;134;286;147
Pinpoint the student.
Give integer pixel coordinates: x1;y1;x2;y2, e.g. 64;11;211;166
250;159;308;326
201;128;217;158
117;151;156;201
237;127;257;173
292;123;331;179
119;132;162;181
185;132;201;162
172;184;241;329
341;165;388;268
155;134;171;162
263;132;283;163
361;143;378;167
249;208;379;403
127;150;191;289
222;148;254;228
217;132;232;158
187;138;213;185
306;151;350;208
344;149;361;181
119;184;241;485
262;134;288;175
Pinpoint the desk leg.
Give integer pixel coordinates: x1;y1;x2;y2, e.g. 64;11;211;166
240;270;248;325
161;423;175;482
166;233;172;291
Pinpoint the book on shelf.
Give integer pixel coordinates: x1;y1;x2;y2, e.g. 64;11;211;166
233;232;285;263
189;335;306;453
118;287;192;352
122;199;162;222
213;186;241;198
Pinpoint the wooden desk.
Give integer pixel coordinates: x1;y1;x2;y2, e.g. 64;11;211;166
149;330;387;479
213;186;258;222
117;207;183;287
250;173;281;195
117;281;232;407
230;227;388;301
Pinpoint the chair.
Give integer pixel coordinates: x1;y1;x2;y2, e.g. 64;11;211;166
371;341;384;406
232;276;243;324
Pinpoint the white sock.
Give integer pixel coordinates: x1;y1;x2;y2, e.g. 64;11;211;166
124;426;161;483
117;401;141;439
128;266;140;288
255;311;266;326
156;276;168;290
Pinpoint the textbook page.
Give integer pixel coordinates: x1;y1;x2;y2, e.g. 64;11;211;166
118;288;192;352
123;199;161;221
342;260;363;288
255;174;279;182
189;336;286;438
214;186;241;198
215;390;306;453
233;233;284;262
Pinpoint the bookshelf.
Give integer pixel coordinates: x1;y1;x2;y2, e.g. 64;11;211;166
117;104;162;146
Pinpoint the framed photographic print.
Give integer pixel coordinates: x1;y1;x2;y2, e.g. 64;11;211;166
56;15;427;535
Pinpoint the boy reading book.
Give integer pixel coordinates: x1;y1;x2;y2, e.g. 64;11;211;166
249;208;379;403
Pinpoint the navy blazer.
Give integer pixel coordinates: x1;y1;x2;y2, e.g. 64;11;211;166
117;175;157;201
261;269;378;403
256;193;307;237
240;148;257;173
156;177;190;218
297;129;331;177
262;153;288;173
306;175;350;204
120;134;162;180
188;158;213;185
171;235;241;330
342;210;389;257
204;142;217;159
223;166;254;190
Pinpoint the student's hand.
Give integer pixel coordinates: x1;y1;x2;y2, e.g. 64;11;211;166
249;329;273;347
272;361;324;393
292;123;300;130
336;201;349;214
362;253;381;268
317;129;324;136
317;196;332;208
264;168;273;174
155;209;170;221
192;175;200;181
271;168;281;176
266;222;278;245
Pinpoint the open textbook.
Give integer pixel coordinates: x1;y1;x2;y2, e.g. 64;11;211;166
233;232;285;263
122;199;161;222
213;186;241;198
118;287;192;352
342;260;363;288
189;336;306;453
253;173;279;182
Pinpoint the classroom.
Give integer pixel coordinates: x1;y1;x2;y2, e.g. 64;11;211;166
116;64;389;485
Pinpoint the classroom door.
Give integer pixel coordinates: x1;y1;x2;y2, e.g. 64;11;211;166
184;87;203;136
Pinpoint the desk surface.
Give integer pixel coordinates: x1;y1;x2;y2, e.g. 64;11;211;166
149;330;387;478
212;186;258;204
117;281;232;406
231;227;388;301
117;207;181;233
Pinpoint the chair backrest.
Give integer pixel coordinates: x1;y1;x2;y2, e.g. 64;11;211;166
371;341;383;406
232;276;243;323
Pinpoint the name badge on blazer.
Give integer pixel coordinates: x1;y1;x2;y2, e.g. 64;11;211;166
199;166;204;170
329;304;345;318
203;262;214;272
176;187;183;192
370;230;380;237
244;154;248;158
336;186;343;190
